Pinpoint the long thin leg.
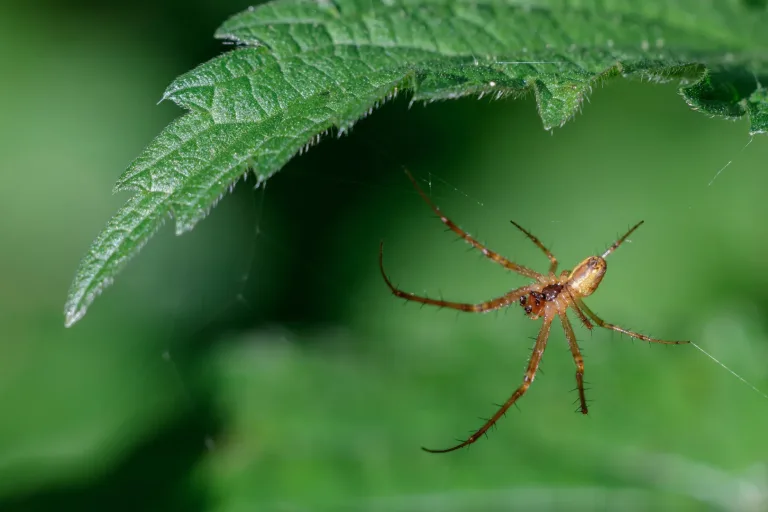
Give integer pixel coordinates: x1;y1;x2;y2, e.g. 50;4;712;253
510;221;558;275
380;242;531;312
402;169;543;281
602;221;644;259
577;299;689;345
559;309;588;414
566;289;593;330
422;312;554;453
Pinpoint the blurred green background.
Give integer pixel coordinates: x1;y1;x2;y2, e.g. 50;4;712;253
2;1;768;511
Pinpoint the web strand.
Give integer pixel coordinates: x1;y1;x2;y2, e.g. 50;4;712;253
690;342;768;401
707;136;754;186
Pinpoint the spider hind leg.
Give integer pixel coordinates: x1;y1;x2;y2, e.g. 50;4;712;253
559;309;588;414
379;242;532;313
422;313;554;453
510;221;558;275
401;169;543;280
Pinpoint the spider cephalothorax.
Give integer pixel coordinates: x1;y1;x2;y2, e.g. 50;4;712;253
379;169;689;454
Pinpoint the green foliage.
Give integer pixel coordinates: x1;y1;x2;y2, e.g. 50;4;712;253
65;0;768;326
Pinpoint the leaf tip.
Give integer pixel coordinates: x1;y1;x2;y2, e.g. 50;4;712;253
64;307;84;328
159;88;176;104
64;280;99;328
64;289;91;327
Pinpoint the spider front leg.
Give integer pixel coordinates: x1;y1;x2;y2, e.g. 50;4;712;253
422;311;554;453
558;309;588;414
380;242;531;312
577;300;689;345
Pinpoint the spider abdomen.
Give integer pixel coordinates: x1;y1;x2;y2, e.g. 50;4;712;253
519;284;563;319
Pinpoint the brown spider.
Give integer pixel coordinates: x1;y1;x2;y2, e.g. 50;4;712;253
379;170;689;454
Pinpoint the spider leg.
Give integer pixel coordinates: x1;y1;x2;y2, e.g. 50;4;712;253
566;288;593;330
558;308;588;414
402;169;543;281
601;221;644;259
380;242;531;312
577;299;689;345
510;221;557;275
422;311;554;453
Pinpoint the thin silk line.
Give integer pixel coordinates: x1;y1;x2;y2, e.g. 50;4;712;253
690;342;768;401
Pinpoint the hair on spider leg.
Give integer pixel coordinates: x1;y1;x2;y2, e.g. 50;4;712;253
573;396;596;410
491;403;508;418
465;424;492;441
571;385;593;395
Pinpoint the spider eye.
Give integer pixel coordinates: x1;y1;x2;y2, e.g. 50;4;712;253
519;296;527;305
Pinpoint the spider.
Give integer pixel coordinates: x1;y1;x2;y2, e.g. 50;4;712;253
378;169;689;454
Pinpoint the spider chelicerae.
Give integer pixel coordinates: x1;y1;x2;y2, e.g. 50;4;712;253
379;170;689;454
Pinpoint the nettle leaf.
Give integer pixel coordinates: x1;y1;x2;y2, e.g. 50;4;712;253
64;0;768;326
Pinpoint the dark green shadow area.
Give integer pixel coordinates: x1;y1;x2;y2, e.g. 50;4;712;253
0;405;219;512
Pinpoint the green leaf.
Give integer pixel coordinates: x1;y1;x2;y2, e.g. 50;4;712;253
65;0;768;326
65;192;170;326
